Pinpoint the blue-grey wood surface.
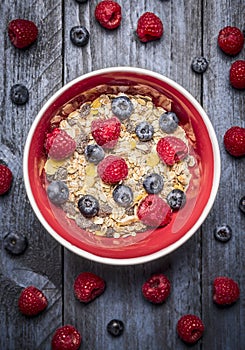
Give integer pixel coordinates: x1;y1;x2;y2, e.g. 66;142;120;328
0;0;244;349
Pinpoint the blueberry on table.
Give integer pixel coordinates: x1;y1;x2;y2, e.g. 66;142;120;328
70;26;90;47
159;112;179;134
143;173;164;194
47;181;69;205
111;96;134;121
135;121;154;141
4;232;28;255
191;56;209;73
167;189;186;210
239;196;245;214
78;195;99;217
113;184;133;207
10;84;29;105
84;144;105;164
107;319;124;337
214;224;232;242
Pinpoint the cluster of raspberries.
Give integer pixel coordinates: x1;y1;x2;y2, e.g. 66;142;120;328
17;272;240;348
94;0;164;42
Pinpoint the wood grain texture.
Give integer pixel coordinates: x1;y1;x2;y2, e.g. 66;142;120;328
0;0;244;349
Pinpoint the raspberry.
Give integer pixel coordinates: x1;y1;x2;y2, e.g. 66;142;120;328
142;273;171;304
218;26;244;56
223;126;245;157
8;19;38;49
18;286;48;316
0;164;13;195
91;117;121;149
52;325;81;350
156;136;188;166
213;276;240;305
74;272;105;303
137;194;172;227
177;314;204;344
45;128;76;160
229;60;245;89
97;155;128;184
95;1;122;30
136;12;163;43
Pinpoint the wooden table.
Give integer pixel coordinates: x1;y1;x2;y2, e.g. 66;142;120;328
1;1;244;349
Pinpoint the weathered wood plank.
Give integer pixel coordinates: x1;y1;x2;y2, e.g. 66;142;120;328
202;0;245;349
63;1;204;349
0;1;63;349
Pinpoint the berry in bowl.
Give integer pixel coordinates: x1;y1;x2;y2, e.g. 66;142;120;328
23;67;220;265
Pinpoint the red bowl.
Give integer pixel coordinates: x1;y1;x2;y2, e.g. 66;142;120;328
23;67;220;265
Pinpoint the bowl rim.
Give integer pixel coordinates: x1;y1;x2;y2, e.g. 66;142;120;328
23;66;221;265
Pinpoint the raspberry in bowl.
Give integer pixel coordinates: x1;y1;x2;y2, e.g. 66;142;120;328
23;67;220;265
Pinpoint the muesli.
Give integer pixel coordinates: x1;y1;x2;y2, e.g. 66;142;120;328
43;89;199;239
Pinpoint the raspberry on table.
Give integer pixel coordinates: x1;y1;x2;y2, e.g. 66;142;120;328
0;164;13;195
52;325;82;350
45;128;77;160
91;117;121;149
142;273;171;304
213;276;240;305
95;0;122;30
177;314;204;344
223;126;245;157
156;136;188;166
137;194;172;227
73;272;105;303
97;155;128;184
136;12;164;43
8;19;38;49
18;286;48;316
229;60;245;90
218;26;244;56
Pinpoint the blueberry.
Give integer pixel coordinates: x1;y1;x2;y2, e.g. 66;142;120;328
10;84;29;105
239;196;245;214
113;185;133;207
78;195;99;217
107;319;124;337
47;181;69;205
159;112;179;134
70;26;89;47
4;232;28;255
84;144;105;164
191;56;209;73
214;224;232;242
135;122;154;141
143;173;164;194
167;189;186;210
111;96;134;121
